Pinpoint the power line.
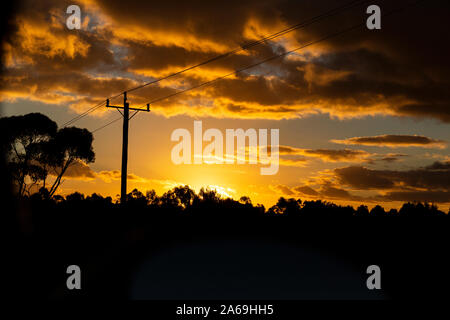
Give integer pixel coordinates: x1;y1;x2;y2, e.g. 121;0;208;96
92;116;122;133
62;89;128;127
92;0;425;134
61;101;105;127
61;0;370;128
139;0;424;108
61;91;128;127
92;24;364;133
141;28;364;107
125;0;371;94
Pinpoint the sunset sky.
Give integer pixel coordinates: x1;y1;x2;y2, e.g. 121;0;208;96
1;0;450;211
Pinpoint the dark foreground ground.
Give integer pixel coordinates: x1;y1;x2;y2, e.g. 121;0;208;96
5;200;449;300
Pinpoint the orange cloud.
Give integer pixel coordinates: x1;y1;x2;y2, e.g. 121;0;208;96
279;145;370;162
50;160;97;181
2;0;449;123
97;170;148;183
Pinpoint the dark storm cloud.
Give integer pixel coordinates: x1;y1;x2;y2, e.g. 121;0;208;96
379;190;450;203
91;0;450;121
2;0;450;122
272;161;450;203
334;161;450;191
319;183;354;199
93;0;282;46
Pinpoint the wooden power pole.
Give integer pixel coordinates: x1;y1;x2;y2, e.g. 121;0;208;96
106;92;150;203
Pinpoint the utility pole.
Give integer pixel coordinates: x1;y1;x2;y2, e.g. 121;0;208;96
121;92;129;204
106;92;150;204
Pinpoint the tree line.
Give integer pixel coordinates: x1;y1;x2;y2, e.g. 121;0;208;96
1;112;448;217
28;185;448;217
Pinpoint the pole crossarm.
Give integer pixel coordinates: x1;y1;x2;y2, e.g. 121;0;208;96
105;92;151;204
106;99;150;112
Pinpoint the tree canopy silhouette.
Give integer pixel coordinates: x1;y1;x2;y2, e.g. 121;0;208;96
0;113;95;197
0;113;57;197
44;126;95;196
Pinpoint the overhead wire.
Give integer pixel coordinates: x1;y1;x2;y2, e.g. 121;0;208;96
61;0;370;127
91;0;424;133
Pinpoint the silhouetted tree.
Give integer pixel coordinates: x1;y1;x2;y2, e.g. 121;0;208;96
172;185;196;209
268;197;302;215
356;205;370;216
146;190;160;208
239;196;252;205
0;113;57;197
86;193;113;207
388;208;398;215
0;113;95;198
399;202;443;216
66;192;85;202
301;200;328;216
45;127;95;197
160;188;186;210
370;205;386;216
198;188;221;203
125;189;149;209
